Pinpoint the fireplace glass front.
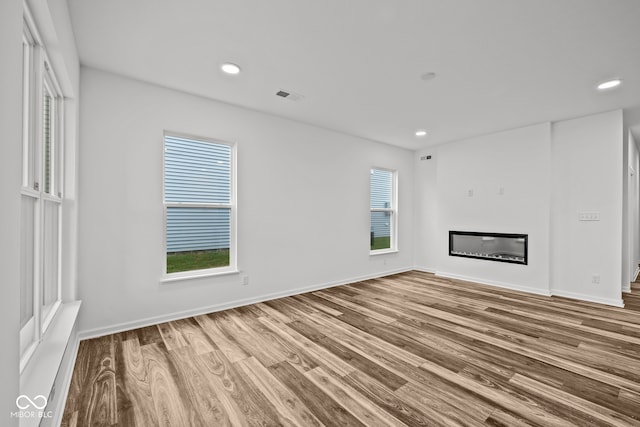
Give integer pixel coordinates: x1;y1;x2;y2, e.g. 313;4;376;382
449;231;527;265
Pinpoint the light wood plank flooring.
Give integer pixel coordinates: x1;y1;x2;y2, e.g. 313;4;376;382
62;271;640;426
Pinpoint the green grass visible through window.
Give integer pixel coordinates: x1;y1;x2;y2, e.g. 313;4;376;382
371;236;391;251
167;249;230;273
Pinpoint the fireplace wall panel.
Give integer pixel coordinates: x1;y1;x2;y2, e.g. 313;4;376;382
449;231;528;265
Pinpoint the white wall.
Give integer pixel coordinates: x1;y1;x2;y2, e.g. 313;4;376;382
77;68;414;334
418;124;552;294
414;111;624;306
550;110;623;306
0;1;25;423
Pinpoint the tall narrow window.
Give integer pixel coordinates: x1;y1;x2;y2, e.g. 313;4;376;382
164;134;236;276
40;63;63;330
370;168;397;253
20;12;64;371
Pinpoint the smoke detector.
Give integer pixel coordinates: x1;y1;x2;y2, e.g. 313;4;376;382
276;89;304;101
420;72;437;81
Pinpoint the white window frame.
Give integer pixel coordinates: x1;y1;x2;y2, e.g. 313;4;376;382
370;167;398;255
20;6;64;372
161;132;238;282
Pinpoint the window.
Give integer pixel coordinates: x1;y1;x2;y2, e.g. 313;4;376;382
20;13;64;370
370;168;397;253
163;134;236;277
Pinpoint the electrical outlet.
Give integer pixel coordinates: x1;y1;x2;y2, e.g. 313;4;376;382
468;189;474;197
592;275;600;284
579;212;600;221
242;276;249;286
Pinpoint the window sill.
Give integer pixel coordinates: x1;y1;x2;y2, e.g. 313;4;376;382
370;249;399;256
20;301;81;426
161;268;240;283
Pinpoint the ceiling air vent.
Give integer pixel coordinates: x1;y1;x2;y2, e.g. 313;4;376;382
276;89;304;102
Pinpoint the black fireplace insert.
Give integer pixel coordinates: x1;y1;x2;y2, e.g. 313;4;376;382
449;231;528;265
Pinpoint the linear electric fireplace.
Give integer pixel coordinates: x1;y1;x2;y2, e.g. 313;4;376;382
449;231;528;265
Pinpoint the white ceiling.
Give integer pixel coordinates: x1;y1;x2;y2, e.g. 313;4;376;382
67;0;640;150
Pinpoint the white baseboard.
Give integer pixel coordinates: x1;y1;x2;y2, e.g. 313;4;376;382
435;271;625;307
550;289;625;308
78;267;413;340
413;266;436;274
435;271;552;297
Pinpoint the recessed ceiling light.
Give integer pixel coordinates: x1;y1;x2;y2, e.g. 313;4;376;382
415;130;428;137
221;63;241;75
597;79;621;90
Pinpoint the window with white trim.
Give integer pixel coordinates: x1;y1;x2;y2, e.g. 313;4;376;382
370;168;397;253
163;134;236;277
20;13;64;370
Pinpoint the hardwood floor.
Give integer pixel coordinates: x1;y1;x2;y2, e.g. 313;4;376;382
62;271;640;426
625;274;640;312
